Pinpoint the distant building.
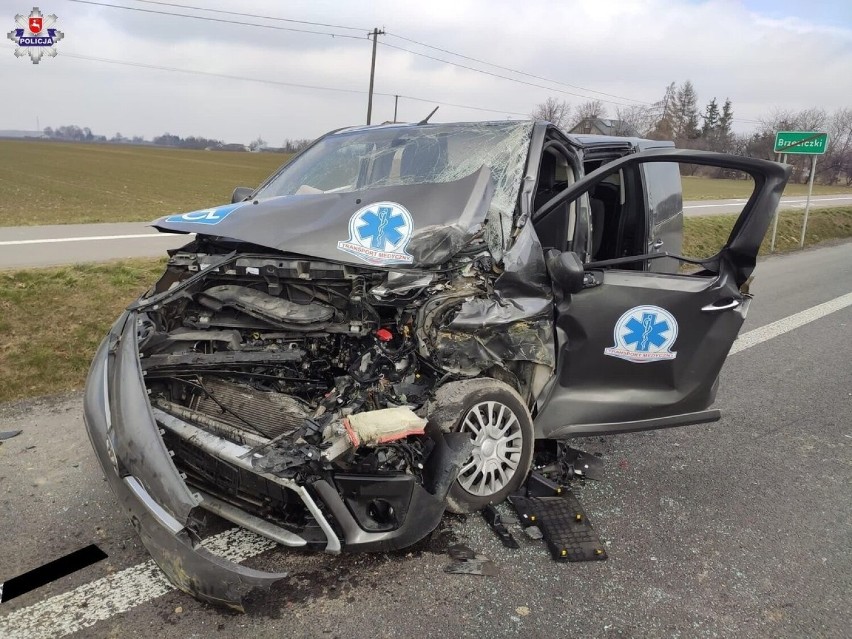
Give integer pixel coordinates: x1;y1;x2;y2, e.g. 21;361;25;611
0;129;46;139
569;118;639;137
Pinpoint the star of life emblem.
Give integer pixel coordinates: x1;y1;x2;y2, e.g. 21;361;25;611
604;305;678;363
337;201;414;265
7;7;64;64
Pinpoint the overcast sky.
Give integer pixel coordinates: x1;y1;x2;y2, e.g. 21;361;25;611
3;0;851;144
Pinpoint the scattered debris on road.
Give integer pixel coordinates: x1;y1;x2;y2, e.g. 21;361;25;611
0;430;22;442
444;544;499;576
482;504;519;549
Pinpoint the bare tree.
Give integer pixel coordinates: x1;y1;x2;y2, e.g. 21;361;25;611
820;108;852;185
570;100;607;128
650;82;677;140
531;97;571;128
615;104;657;137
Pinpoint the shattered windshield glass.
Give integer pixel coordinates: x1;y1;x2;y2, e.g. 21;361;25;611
255;122;533;252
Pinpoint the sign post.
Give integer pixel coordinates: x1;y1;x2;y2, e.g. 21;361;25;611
770;152;787;253
772;131;829;250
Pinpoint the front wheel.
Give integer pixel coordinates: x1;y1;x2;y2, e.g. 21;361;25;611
444;381;534;514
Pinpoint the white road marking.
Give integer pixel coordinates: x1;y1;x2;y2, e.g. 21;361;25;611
684;195;852;210
730;291;852;354
2;292;851;638
0;234;177;246
684;199;748;209
0;528;275;639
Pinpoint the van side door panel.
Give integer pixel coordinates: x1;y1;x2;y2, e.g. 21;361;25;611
533;149;790;438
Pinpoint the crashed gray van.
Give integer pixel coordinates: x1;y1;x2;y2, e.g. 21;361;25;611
83;120;790;608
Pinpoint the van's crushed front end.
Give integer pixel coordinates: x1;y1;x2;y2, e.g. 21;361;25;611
84;305;474;609
82;121;559;609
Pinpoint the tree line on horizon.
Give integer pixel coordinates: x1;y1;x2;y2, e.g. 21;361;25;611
532;81;852;185
39;125;312;154
37;87;852;186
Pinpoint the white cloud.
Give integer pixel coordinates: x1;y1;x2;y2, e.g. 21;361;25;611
2;0;850;142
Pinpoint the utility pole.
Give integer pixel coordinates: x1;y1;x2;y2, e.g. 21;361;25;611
366;27;385;125
393;95;399;123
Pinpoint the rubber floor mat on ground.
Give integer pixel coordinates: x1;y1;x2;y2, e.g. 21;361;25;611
510;492;608;562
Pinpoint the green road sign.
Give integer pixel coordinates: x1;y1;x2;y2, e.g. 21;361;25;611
774;131;829;155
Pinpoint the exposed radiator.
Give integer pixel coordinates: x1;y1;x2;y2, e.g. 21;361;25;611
189;377;310;439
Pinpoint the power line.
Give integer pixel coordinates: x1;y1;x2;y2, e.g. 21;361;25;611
54;50;532;118
128;1;652;107
387;36;762;125
379;40;638;108
385;32;651;106
60;0;764;125
128;0;370;32
124;1;650;107
64;0;368;40
60;51;368;94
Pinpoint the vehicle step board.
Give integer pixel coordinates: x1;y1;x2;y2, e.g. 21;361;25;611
510;492;608;563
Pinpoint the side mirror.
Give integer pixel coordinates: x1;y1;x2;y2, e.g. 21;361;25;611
546;250;585;294
231;186;254;203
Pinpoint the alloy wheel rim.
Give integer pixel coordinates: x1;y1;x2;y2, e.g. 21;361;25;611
457;400;523;497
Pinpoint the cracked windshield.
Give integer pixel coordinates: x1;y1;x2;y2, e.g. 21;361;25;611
255;121;532;209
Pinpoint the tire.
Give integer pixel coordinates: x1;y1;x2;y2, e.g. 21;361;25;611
444;380;534;514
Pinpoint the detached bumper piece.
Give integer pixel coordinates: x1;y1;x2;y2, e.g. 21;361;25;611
510;473;608;562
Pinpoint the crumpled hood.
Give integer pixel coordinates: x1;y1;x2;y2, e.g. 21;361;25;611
153;167;494;268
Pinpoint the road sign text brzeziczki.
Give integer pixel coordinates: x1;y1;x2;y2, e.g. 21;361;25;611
773;131;829;155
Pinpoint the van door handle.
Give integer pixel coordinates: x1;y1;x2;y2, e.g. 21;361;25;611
701;299;741;313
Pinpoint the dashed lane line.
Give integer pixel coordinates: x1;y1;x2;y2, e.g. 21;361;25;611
730;291;852;354
0;528;275;639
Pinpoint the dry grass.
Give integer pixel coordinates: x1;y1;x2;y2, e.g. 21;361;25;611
684;206;852;258
0;259;164;402
0;140;290;226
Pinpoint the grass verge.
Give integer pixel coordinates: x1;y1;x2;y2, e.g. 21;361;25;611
684;206;852;257
0;259;164;403
3;140;852;226
0;208;850;404
682;176;852;201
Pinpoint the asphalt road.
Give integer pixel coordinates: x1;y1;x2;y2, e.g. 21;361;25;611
1;194;850;268
0;241;850;638
0;222;186;269
684;194;852;216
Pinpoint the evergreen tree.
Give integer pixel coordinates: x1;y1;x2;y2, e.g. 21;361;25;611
702;98;720;138
719;98;734;138
674;80;700;140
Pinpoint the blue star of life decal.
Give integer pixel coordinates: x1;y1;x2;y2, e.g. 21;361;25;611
338;201;413;265
604;305;678;363
357;206;406;250
623;312;670;352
